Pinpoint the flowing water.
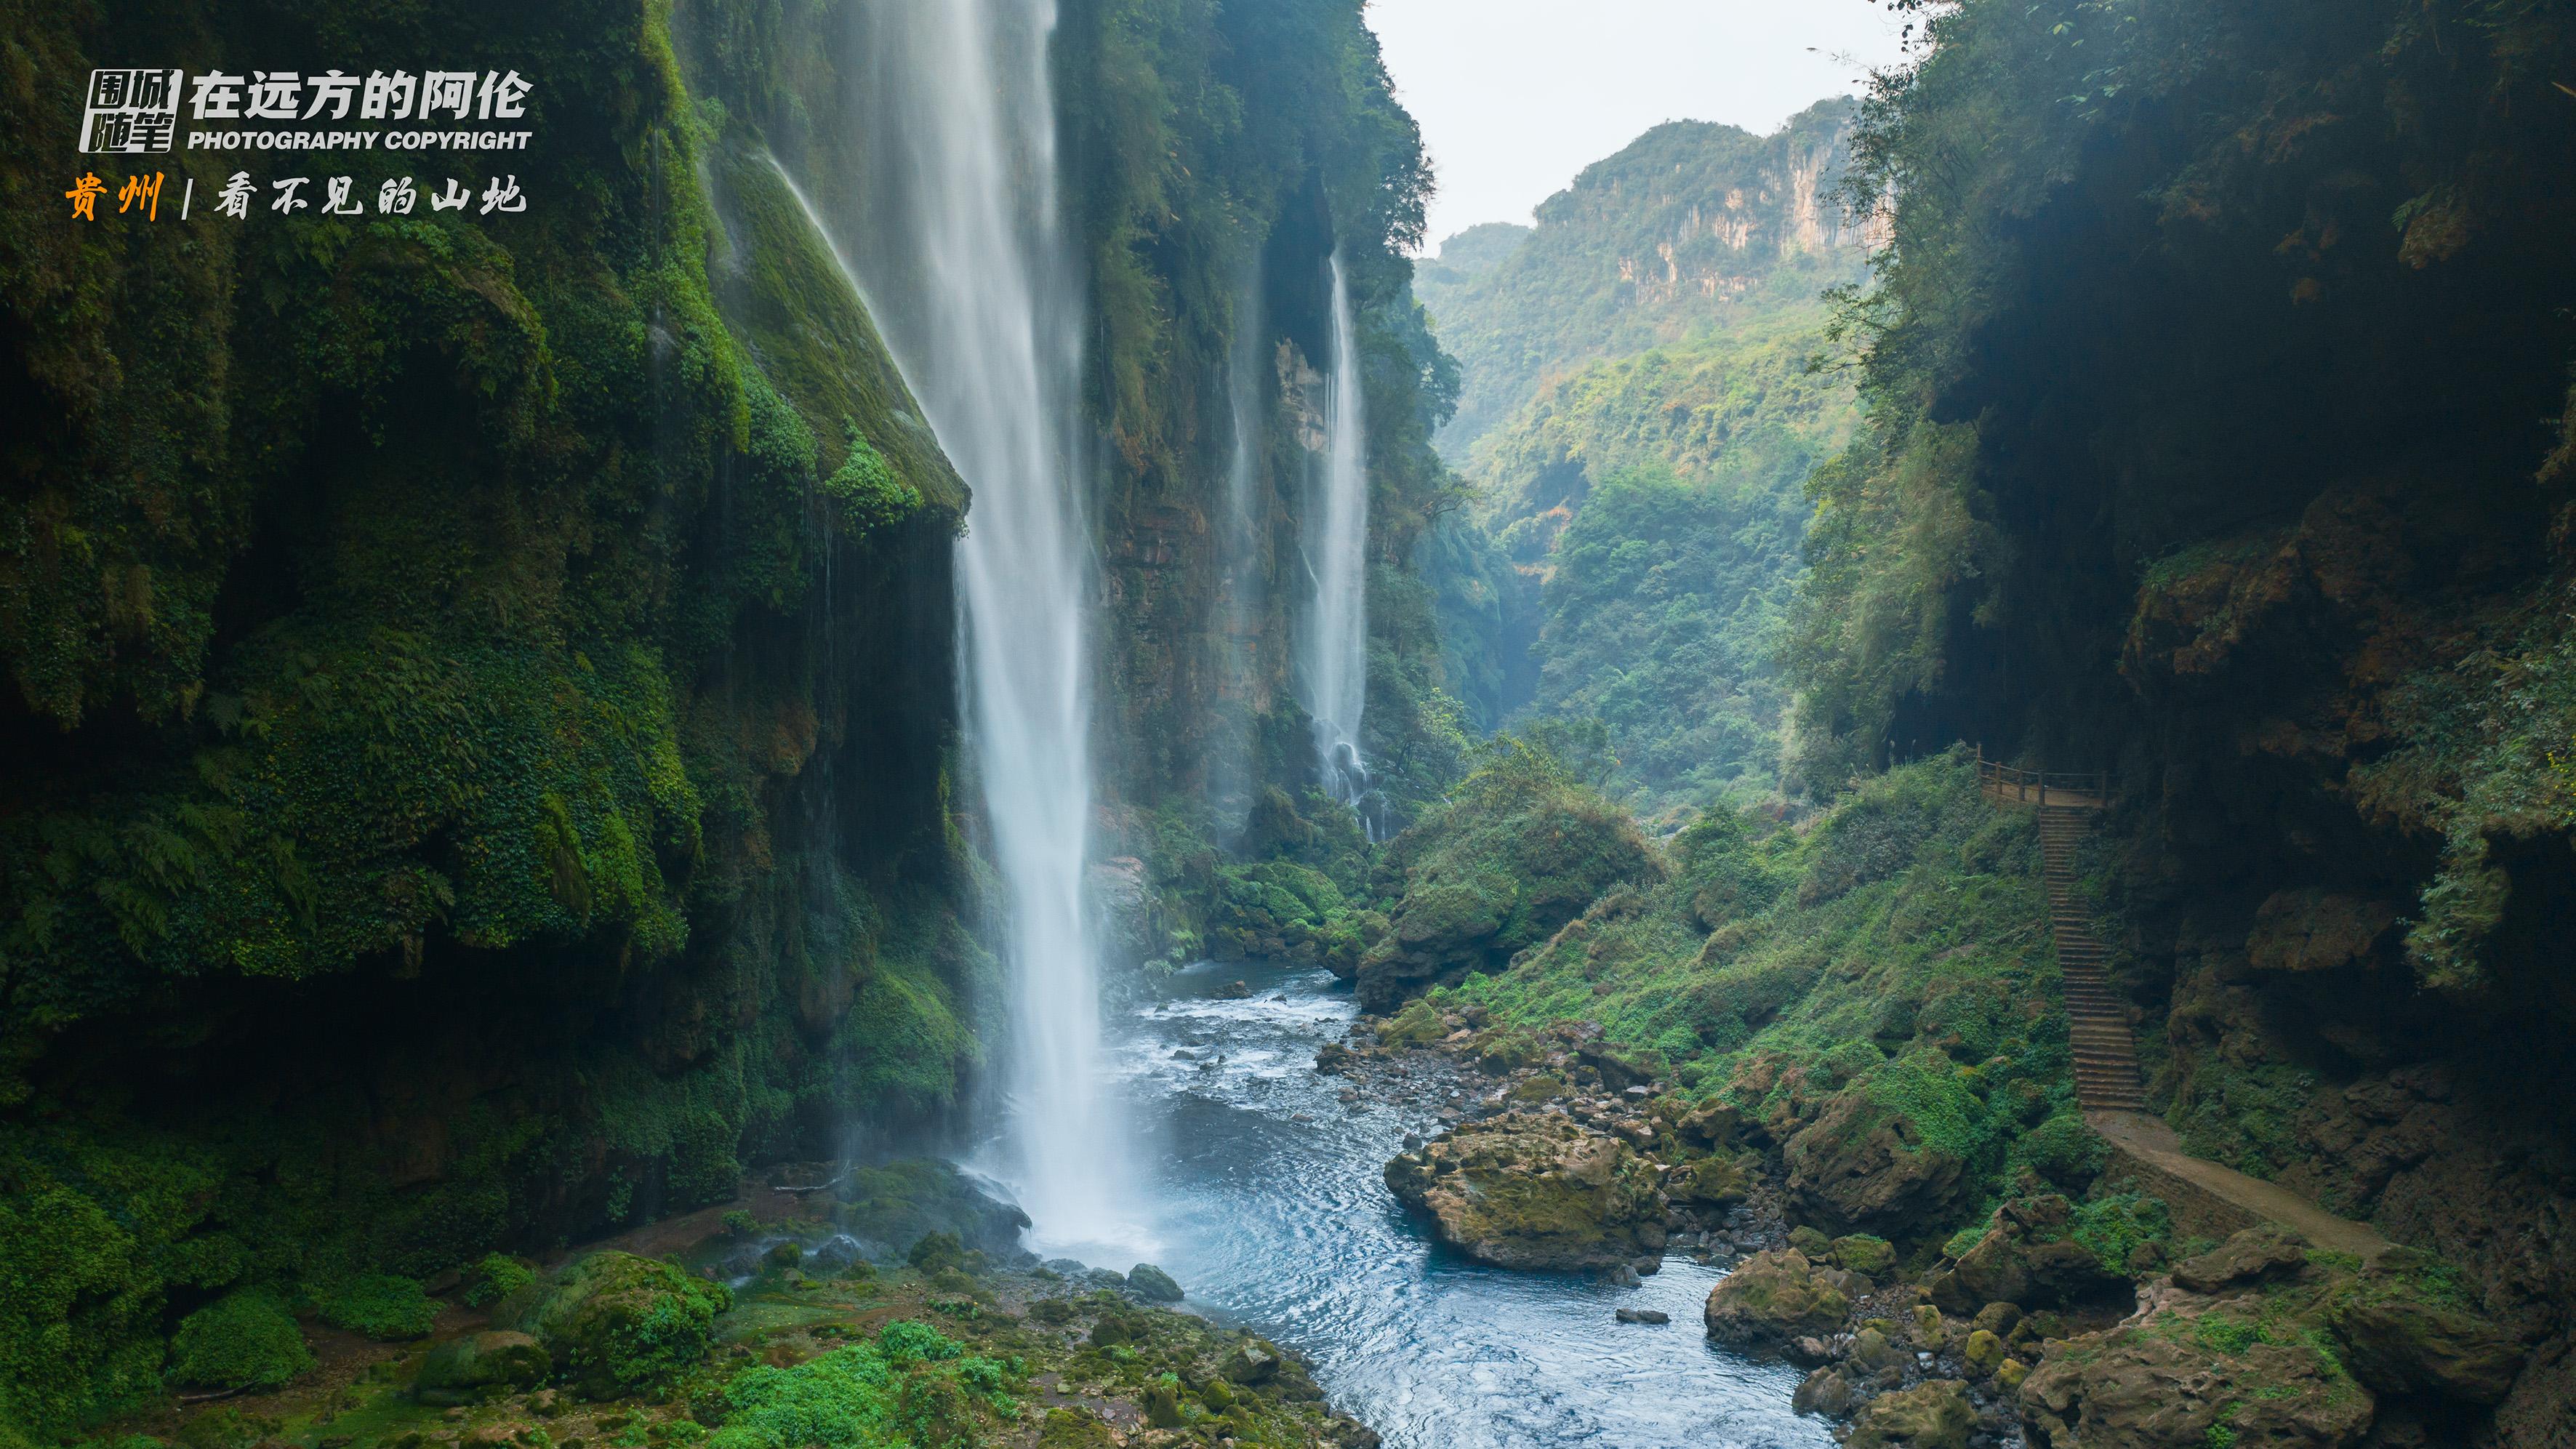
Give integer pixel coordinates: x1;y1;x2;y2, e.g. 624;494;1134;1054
1301;254;1376;826
1110;961;1832;1449
826;0;1127;1250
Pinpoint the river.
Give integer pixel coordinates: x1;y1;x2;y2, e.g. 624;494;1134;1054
1072;958;1830;1449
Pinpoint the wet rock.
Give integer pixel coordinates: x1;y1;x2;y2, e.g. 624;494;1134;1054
1848;1380;1975;1449
1794;1366;1860;1418
1929;1196;2129;1314
1848;1325;1908;1374
2169;1225;2306;1294
1125;1263;1184;1303
1614;1307;1671;1324
414;1330;549;1405
1215;979;1253;1000
1783;1088;1973;1237
1702;1249;1853;1351
1383;1111;1667;1272
1315;1042;1355;1075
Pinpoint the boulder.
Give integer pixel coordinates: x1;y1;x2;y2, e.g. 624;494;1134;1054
1382;1112;1666;1271
414;1330;550;1405
501;1251;731;1398
1849;1380;1975;1449
1702;1250;1852;1351
1832;1235;1898;1277
1963;1328;2005;1377
1664;1152;1751;1206
2021;1315;2373;1449
1126;1263;1185;1304
2169;1226;2306;1294
1613;1307;1671;1324
1929;1197;2127;1314
2325;1251;2523;1404
1793;1367;1860;1418
1783;1088;1972;1236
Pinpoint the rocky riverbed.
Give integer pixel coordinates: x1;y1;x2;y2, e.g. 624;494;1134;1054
1343;995;2536;1449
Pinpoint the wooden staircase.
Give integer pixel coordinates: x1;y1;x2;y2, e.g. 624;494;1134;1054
2038;806;2146;1112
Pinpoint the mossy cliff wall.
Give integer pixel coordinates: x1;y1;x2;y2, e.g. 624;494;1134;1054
1783;1;2576;1432
0;0;990;1434
0;0;1459;1436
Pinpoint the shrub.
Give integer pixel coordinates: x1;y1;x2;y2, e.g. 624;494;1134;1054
463;1254;537;1308
318;1274;438;1341
168;1293;312;1392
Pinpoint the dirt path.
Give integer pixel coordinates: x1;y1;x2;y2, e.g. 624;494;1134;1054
2087;1108;2392;1259
1988;779;2392;1259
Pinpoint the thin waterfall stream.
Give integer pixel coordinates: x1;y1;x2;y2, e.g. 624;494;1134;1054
1302;253;1378;832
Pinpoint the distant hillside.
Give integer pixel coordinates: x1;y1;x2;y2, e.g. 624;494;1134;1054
1419;99;1874;462
1418;103;1871;815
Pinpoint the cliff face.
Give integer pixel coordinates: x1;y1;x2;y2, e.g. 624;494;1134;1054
0;0;1452;1435
1783;0;2576;1434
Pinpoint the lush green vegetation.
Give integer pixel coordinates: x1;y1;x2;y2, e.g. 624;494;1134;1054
1326;744;2091;1245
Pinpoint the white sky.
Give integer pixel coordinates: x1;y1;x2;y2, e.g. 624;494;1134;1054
1365;0;1914;251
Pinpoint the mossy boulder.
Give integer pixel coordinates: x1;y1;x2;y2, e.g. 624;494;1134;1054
1929;1197;2128;1314
1783;1088;1973;1237
2324;1248;2524;1404
1383;1112;1666;1271
2021;1308;2374;1449
1849;1379;1975;1449
502;1251;731;1398
1963;1328;2005;1376
1126;1264;1184;1304
1665;1151;1752;1206
2167;1225;2305;1294
1702;1250;1852;1350
414;1330;550;1405
1831;1234;1898;1276
169;1291;313;1392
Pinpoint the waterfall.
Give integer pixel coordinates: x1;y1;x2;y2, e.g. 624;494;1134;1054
1302;253;1375;829
824;0;1124;1249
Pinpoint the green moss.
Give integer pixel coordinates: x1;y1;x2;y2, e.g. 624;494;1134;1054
168;1292;311;1392
316;1275;438;1342
464;1255;539;1309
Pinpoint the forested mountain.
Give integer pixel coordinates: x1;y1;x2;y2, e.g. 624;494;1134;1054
1419;100;1871;461
1419;104;1869;813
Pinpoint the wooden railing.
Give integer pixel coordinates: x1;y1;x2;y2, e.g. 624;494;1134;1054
1975;748;2108;809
